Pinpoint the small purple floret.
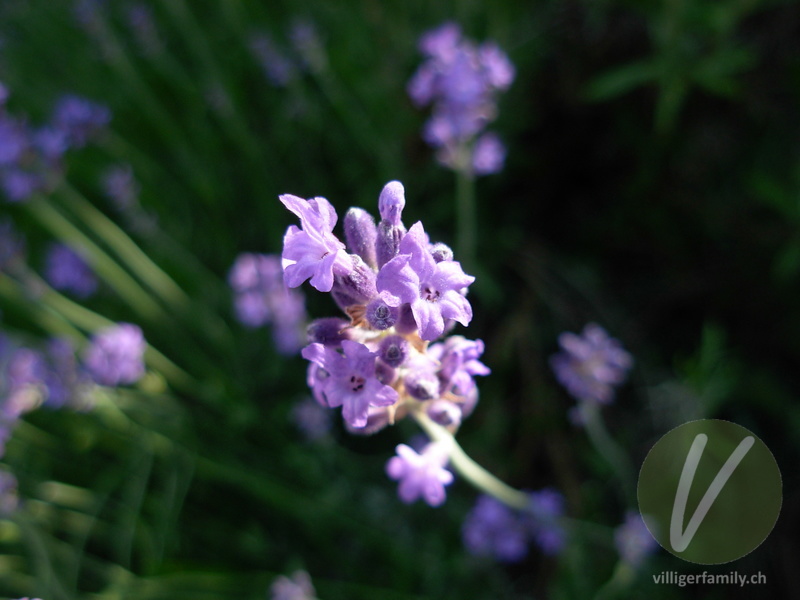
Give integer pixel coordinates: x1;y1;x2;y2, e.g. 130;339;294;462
280;194;351;292
301;339;397;428
386;441;453;506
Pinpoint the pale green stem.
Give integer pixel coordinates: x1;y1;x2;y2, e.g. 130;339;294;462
25;198;166;322
593;560;635;600
581;402;636;503
455;156;477;267
59;183;191;309
0;275;85;341
6;267;201;396
411;408;530;510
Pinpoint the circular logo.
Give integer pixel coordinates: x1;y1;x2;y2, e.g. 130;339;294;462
638;419;782;564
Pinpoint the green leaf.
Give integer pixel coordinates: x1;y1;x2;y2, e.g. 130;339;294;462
584;59;658;101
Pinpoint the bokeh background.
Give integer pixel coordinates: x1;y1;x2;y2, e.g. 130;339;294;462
1;0;799;598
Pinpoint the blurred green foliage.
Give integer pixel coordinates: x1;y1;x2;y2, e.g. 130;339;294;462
1;0;799;599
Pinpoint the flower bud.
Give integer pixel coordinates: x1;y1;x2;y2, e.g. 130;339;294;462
427;399;462;427
306;318;351;346
404;370;440;400
365;298;398;330
378;335;409;368
331;254;378;310
378;181;405;226
429;242;453;263
343;207;378;269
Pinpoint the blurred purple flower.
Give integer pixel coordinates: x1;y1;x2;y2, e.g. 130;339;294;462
615;511;658;567
102;164;139;210
83;323;146;386
463;494;531;562
51;94;111;148
228;253;307;354
270;569;316;600
44;243;98;299
127;3;162;56
472;132;506;175
249;33;297;86
550;323;633;405
386;441;453;506
408;22;514;174
528;487;568;555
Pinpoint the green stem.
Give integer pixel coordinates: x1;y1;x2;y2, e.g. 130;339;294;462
59;184;191;310
411;409;529;510
593;560;635;600
25;197;166;322
581;402;636;503
455;160;477;267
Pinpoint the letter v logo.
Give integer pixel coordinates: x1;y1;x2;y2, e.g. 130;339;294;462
669;433;755;552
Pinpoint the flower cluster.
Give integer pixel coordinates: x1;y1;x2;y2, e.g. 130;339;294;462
228;253;307;355
408;22;514;175
0;83;109;202
280;181;490;505
550;323;633;407
1;334;91;460
462;489;567;562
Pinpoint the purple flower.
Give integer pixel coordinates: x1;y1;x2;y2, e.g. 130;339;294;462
44;243;98;299
0;115;28;167
270;570;316;600
301;339;398;428
1;169;42;202
472;132;506;175
615;511;658;567
83;323;146;386
463;495;532;562
377;222;474;340
280;193;351;292
386;441;453;506
428;335;490;397
51;94;111;148
528;488;567;555
408;23;514;174
229;253;307;354
550;323;633;405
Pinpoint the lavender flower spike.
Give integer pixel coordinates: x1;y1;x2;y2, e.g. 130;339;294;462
386;441;453;506
301;339;398;428
280;194;351;292
377;222;474;340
